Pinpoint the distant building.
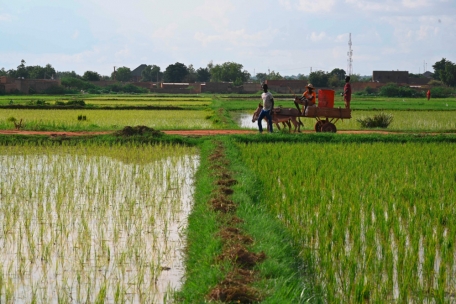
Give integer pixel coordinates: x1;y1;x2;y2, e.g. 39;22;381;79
131;64;147;82
372;71;409;83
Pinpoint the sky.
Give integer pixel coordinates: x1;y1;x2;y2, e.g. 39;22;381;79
1;0;455;77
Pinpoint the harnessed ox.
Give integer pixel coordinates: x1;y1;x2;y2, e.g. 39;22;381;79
252;103;303;132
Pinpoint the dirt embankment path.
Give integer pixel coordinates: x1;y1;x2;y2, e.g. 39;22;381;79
0;129;452;137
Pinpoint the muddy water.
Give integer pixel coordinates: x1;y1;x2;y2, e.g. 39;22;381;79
0;153;199;303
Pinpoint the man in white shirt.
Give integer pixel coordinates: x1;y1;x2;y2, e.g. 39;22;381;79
258;84;274;133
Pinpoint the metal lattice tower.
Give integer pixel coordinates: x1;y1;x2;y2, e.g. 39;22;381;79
347;33;353;75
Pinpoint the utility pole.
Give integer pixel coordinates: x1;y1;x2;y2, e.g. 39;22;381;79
347;33;353;75
113;66;116;81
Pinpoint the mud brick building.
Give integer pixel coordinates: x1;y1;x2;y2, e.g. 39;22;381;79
0;76;60;94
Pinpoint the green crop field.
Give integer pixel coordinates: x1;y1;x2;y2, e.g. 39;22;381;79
234;110;456;132
238;141;456;302
0;109;213;131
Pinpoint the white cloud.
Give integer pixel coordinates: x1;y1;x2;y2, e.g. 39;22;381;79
309;32;327;42
298;0;335;11
0;14;12;22
151;24;179;40
195;28;277;48
279;0;292;10
72;30;80;40
193;0;235;31
402;0;431;8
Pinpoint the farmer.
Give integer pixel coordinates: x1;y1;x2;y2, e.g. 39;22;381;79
343;76;352;109
295;84;316;115
427;89;431;100
258;83;274;133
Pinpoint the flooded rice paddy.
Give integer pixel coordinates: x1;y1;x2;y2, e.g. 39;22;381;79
0;145;199;303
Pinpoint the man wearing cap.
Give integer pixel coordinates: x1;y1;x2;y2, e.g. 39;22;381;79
295;84;316;115
343;76;352;109
258;83;274;133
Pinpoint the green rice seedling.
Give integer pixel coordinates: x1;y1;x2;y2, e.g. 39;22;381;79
238;141;456;302
0;144;199;303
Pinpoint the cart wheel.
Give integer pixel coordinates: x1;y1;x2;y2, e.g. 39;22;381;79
321;122;337;133
314;120;326;132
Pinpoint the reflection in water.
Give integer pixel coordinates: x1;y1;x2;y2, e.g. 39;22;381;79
0;152;199;303
233;112;268;129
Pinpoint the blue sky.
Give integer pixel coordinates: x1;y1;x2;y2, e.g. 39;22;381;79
1;0;455;77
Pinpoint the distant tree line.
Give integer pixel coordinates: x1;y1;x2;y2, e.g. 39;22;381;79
2;58;455;88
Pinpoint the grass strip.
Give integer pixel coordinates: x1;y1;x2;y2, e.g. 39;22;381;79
231;132;456;144
178;137;314;302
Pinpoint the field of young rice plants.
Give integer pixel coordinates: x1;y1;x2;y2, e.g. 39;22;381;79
236;110;456;131
0;109;213;131
238;142;456;302
0;144;199;303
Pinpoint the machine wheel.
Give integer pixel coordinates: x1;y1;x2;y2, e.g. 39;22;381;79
321;122;337;133
314;120;326;132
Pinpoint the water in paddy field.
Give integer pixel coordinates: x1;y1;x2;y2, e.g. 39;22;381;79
0;153;199;303
233;112;268;129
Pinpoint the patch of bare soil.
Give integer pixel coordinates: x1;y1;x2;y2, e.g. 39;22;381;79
205;140;265;303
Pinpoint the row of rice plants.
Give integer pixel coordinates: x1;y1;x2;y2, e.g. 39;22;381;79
238;142;456;302
237;110;456;131
0;109;213;131
0;144;199;303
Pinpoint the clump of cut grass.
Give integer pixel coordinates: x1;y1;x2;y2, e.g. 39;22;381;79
114;125;163;137
357;112;393;128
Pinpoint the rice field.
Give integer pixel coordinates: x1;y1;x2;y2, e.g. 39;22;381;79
0;144;199;303
235;110;456;131
238;142;456;302
0;109;213;131
0;96;211;107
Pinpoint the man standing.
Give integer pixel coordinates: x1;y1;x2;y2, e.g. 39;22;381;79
343;76;352;109
258;84;274;133
427;89;431;101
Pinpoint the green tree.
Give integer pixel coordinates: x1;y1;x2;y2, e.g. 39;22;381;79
141;65;162;82
268;70;283;80
255;73;268;83
308;70;329;87
163;62;188;83
443;62;456;86
82;70;101;81
184;64;197;83
26;64;56;79
16;59;28;78
196;67;211;82
113;67;132;82
56;71;80;79
433;58;456;86
432;58;448;81
348;74;368;83
0;68;6;76
330;68;346;81
210;62;250;83
328;74;341;88
297;74;308;81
